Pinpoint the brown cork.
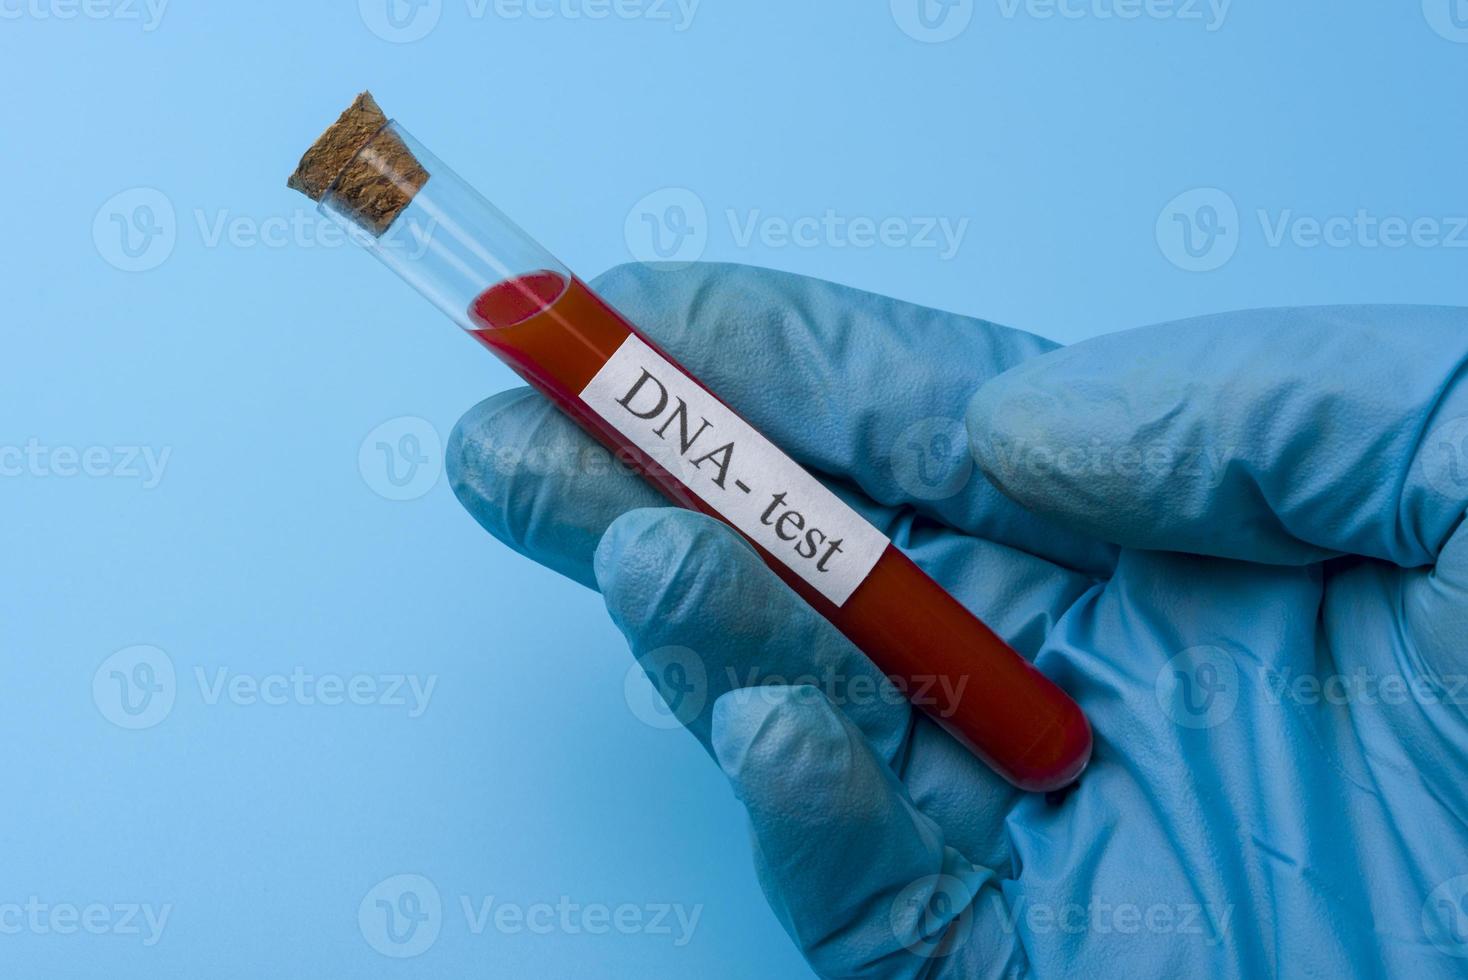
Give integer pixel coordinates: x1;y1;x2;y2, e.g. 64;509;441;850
286;91;429;236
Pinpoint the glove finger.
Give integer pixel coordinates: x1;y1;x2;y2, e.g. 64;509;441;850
597;507;911;763
586;262;1115;575
1401;514;1468;688
595;507;1093;867
711;685;1025;979
1403;413;1468;673
448;387;662;589
967;304;1468;571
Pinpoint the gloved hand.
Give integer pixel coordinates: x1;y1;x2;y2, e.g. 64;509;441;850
447;262;1468;978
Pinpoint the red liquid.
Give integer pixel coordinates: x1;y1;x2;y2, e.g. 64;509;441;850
469;271;1092;792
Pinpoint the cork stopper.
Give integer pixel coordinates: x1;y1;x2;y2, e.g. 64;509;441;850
287;91;429;236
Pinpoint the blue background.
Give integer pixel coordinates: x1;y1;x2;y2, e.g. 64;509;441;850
2;1;1466;976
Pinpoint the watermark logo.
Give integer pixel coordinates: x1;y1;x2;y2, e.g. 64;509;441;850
194;667;437;716
1159;189;1468;271
93;188;176;273
461;895;702;943
891;417;974;501
194;208;436;254
994;0;1231;30
727;209;968;258
891;0;974;42
93;646;176;730
359;417;443;501
624;646;708;730
359;0;699;40
625;188;709;268
1156;188;1238;273
722;665;965;716
1423;0;1468;42
359;879;703;950
95;653;437;727
622;652;966;730
1425;875;1468;957
359;0;443;42
1421;416;1468;500
1155;645;1238;729
489;0;700;29
890;874;974;959
988;893;1233;944
627;188;972;268
1260;666;1468;708
94;188;438;272
1257;210;1468;251
360;874;443;958
981;435;1233;488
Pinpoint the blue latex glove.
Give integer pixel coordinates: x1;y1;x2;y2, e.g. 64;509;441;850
448;263;1468;978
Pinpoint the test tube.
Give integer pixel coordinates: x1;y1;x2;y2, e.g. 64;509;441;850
290;94;1092;792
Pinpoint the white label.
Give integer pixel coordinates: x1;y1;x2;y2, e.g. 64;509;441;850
580;334;889;606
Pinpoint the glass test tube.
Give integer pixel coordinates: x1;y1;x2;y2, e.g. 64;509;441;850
310;118;1092;792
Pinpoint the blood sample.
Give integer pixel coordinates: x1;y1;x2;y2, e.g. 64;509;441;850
289;93;1091;791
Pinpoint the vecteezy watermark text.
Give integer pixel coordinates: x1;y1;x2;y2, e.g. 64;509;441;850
94;187;438;273
93;646;439;730
1157;188;1468;272
891;0;1232;42
461;895;702;944
720;666;969;716
888;876;1233;961
988;893;1234;945
194;667;437;717
358;874;702;958
0;0;167;31
624;649;973;731
982;436;1234;488
1156;650;1468;730
358;0;700;43
625;189;971;267
0;898;171;946
1260;666;1468;708
0;440;170;488
725;209;969;259
994;0;1231;30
